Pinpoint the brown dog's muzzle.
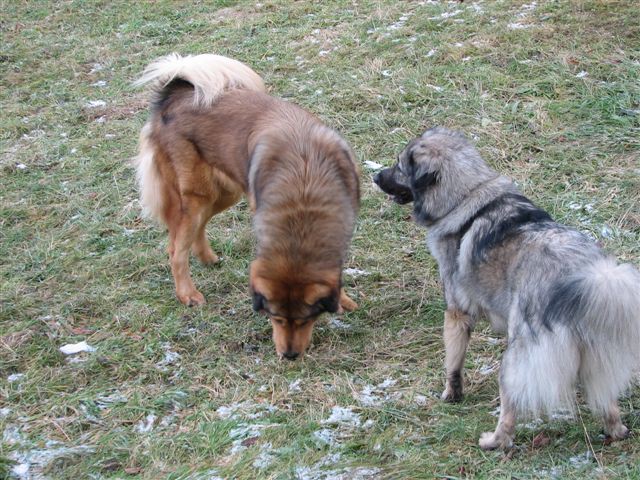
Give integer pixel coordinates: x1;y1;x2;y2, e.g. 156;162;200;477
270;317;316;360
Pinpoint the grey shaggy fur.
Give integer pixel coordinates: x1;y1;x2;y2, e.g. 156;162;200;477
375;127;640;449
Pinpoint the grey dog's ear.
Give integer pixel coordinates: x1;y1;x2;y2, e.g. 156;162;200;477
406;145;439;191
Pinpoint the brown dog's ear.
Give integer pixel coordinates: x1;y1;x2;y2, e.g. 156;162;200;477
250;260;276;311
303;283;332;306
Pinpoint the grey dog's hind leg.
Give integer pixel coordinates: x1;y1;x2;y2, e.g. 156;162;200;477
479;382;517;450
602;401;630;441
441;308;474;402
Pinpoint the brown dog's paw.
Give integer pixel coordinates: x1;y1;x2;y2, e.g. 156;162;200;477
197;250;220;266
338;290;358;313
177;290;206;307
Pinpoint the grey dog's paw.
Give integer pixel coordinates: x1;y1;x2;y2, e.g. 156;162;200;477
478;431;513;450
441;387;463;403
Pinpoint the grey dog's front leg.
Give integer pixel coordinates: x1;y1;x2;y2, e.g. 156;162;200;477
441;308;474;402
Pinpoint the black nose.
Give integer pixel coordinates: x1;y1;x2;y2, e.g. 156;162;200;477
282;351;299;361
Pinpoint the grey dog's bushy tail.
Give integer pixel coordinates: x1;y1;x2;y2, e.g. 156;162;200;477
556;258;640;414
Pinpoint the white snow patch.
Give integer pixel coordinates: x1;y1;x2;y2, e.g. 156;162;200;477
85;100;106;108
0;407;11;418
575;71;588;78
355;378;399;407
426;84;444;92
216;400;277;420
569;451;592;467
313;428;338;447
89;63;104;73
344;268;370;277
289;379;303;393
414;394;428;407
59;341;96;355
364;160;384;171
328;317;351;330
425;48;437;57
135;414;157;433
322;406;361;427
295;453;381;480
91;80;107;87
478;364;497;376
252;442;275;469
430;9;462;20
3;425;24;445
10;442;94;480
95;392;128;410
16;163;27;170
156;342;181;371
8;373;25;383
229;424;266;454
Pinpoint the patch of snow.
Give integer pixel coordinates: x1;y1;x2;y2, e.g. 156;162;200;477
229;424;266;454
85;100;106;108
289;379;302;393
8;373;25;383
355;378;399;407
252;442;275;469
426;84;444;92
3;425;24;445
216;400;277;420
91;80;107;87
344;268;370;277
414;394;428;406
59;341;96;355
89;63;103;73
10;443;94;479
16;163;27;170
322;406;361;428
575;71;588;78
156;342;181;371
313;428;338;447
569;451;592;467
0;407;11;418
600;225;613;238
135;414;157;433
425;48;437;57
328;317;351;330
550;410;574;421
364;160;384;171
478;364;497;375
95;392;128;410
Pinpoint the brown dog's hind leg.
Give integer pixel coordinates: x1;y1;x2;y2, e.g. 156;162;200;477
479;384;516;450
441;308;473;402
167;195;209;306
191;206;219;266
338;288;358;313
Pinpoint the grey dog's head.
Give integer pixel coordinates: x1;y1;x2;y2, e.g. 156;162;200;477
374;127;496;225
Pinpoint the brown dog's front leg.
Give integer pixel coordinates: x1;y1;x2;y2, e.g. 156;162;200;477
337;288;358;313
441;308;473;402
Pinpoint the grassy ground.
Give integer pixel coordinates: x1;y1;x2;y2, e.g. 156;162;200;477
1;0;639;478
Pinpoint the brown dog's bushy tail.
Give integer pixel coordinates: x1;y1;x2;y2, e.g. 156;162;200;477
132;53;265;222
133;53;266;107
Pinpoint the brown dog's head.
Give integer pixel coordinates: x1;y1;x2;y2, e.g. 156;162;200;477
249;259;340;360
374;127;495;225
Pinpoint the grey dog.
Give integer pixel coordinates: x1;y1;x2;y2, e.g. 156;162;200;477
374;127;640;449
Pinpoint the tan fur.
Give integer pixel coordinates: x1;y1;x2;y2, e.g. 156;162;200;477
134;54;359;355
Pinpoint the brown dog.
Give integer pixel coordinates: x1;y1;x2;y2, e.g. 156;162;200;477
134;54;359;358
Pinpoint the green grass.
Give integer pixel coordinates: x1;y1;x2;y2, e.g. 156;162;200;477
1;0;639;478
